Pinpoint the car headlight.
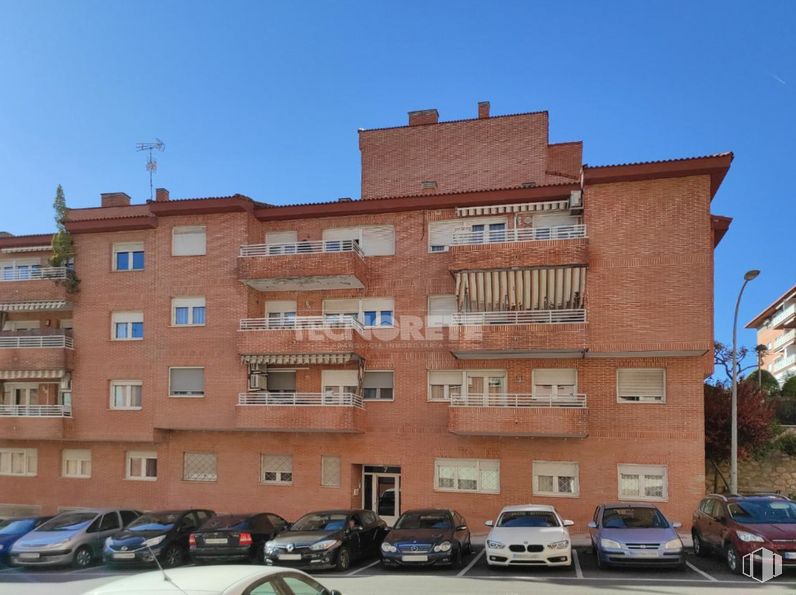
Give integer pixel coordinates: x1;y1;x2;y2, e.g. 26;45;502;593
142;535;166;547
600;538;623;550
486;540;505;549
433;541;452;553
547;539;569;550
381;542;397;553
664;538;683;551
736;530;764;543
309;539;341;551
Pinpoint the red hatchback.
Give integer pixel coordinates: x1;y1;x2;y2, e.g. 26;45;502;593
692;494;796;573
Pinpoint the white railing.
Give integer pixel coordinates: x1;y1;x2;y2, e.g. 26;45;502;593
771;354;796;374
0;334;73;349
238;392;364;408
772;330;796;352
0;404;71;417
240;315;364;332
772;303;796;328
0;266;68;282
240;239;364;258
450;309;586;325
450;393;587;408
451;225;586;246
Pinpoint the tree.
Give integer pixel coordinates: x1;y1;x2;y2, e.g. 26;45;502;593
48;185;79;293
713;341;756;382
744;368;780;396
704;380;777;462
783;376;796;397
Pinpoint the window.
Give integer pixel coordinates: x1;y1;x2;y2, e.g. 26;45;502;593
261;454;293;485
360;226;395;256
434;458;499;494
533;461;579;497
428;370;506;402
113;242;144;271
0;257;42;280
183;453;217;482
280;575;328;595
321;455;341;488
0;448;37;477
97;512;121;532
428;220;463;252
112;311;143;340
265;301;296;328
172;226;206;256
533;369;577;400
323;299;359;325
617;368;666;403
62;449;91;479
261;371;296;393
321;370;358;397
428;217;506;252
618;464;668;501
428;371;463;401
110;381;142;410
361;298;394;327
126;451;157;481
363;371;393;401
172;297;206;326
169;367;205;397
428;295;457;326
3;383;38;406
265;231;298;255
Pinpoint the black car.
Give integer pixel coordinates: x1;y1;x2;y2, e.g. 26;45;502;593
380;509;471;568
263;509;387;571
190;512;289;564
103;509;214;568
0;516;51;566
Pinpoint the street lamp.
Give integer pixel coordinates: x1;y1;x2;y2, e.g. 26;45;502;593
730;269;760;494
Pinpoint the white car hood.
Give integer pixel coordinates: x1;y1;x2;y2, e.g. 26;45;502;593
487;526;568;544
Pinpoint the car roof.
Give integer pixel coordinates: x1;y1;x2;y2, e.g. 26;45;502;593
499;504;557;513
302;509;358;516
600;502;661;509
400;508;451;515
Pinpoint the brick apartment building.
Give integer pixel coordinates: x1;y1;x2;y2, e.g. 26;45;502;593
0;103;733;529
747;284;796;386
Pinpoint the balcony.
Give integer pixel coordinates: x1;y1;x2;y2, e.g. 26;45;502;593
772;330;796;353
238;316;365;357
235;392;365;433
239;240;367;291
771;353;796;374
0;332;74;370
447;394;588;438
0;405;71;440
772;303;796;330
0;267;69;303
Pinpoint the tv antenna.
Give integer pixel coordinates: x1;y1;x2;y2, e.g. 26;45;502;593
136;138;165;200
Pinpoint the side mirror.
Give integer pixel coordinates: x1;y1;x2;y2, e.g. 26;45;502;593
484;520;494;527
563;520;575;527
587;521;597;529
456;525;468;531
672;522;682;529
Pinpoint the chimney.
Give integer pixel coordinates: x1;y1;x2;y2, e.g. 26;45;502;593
155;187;170;202
408;109;439;126
100;192;131;208
478;101;490;119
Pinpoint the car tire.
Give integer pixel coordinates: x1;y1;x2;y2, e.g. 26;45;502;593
595;551;607;570
162;545;184;569
725;543;741;574
692;531;708;557
464;539;472;555
253;543;265;564
335;547;351;571
72;546;93;569
452;545;464;569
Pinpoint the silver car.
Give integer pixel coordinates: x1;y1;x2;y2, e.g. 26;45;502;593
10;508;140;568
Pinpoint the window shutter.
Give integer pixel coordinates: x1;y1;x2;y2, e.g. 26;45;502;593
322;370;358;387
114;241;144;253
429;371;464;385
322;228;360;241
534;461;578;478
363;372;393;389
172;297;205;309
266;231;297;244
323;299;360;314
170;368;205;394
617;369;665;401
266;300;297;315
429;295;457;316
428;220;464;251
361;226;395;256
172;226;207;256
533;369;577;386
361;298;394;312
112;311;143;324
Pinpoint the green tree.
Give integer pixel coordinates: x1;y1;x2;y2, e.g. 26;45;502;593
48;185;79;292
744;368;780;396
783;376;796;397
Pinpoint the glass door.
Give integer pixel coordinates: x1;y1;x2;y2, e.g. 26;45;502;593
363;469;401;526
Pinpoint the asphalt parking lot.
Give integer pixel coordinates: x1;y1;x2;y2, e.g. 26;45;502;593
1;546;795;594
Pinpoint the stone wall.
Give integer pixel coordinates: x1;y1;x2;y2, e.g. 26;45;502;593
706;454;796;497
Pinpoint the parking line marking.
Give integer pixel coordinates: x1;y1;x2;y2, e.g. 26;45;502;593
457;548;485;577
686;561;718;582
346;559;380;576
572;549;583;579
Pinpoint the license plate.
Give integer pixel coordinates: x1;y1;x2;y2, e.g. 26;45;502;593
402;554;428;562
632;551;659;557
204;538;228;545
113;552;136;560
279;553;302;560
19;553;40;560
784;552;796;560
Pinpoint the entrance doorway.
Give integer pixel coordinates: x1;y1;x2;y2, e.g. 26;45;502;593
363;466;401;526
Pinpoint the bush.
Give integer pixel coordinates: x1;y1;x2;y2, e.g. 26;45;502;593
776;397;796;425
783;376;796;397
744;369;780;396
776;432;796;456
705;381;777;461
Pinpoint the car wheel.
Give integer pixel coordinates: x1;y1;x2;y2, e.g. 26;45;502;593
335;547;351;571
464;539;472;555
72;546;93;569
162;545;184;568
725;543;741;574
692;531;708;557
452;545;464;569
253;543;265;564
595;551;607;570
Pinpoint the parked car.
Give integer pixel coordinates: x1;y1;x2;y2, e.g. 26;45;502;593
84;565;342;595
484;504;573;568
588;503;684;569
380;508;471;568
263;509;387;571
0;516;52;565
692;493;796;573
103;509;214;568
10;508;141;568
190;512;289;564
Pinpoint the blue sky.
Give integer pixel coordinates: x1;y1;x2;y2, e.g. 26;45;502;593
0;0;793;365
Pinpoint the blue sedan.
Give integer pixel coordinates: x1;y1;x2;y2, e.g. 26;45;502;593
588;503;685;569
0;517;51;565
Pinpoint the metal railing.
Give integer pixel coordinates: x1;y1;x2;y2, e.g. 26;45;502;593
0;404;71;417
772;303;796;328
0;266;68;282
450;309;586;325
771;354;796;374
240;315;364;332
772;330;796;352
450;393;587;408
0;334;73;349
238;392;364;408
240;239;364;258
451;225;587;246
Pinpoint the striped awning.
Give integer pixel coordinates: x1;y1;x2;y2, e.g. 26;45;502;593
456;199;569;217
0;246;51;254
0;300;72;312
241;353;357;366
0;369;67;380
455;266;586;311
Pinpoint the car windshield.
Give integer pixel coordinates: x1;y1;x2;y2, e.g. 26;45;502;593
0;519;35;535
199;515;248;531
126;512;180;532
497;511;560;528
38;512;96;532
290;513;348;532
395;512;452;530
728;500;796;524
602;507;669;529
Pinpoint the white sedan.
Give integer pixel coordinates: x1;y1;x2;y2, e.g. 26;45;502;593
484;504;574;567
84;565;341;595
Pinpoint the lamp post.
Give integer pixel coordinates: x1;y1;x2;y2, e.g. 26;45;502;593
730;269;760;494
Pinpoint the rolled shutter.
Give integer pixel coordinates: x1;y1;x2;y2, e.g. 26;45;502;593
533;369;577;386
322;370;358;387
363;372;393;389
323;299;360;314
361;226;395;256
617;369;665;400
266;231;297;244
266;300;297;315
170;368;205;394
429;371;464;385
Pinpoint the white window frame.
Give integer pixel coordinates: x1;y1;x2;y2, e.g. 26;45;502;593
111;311;144;341
182;452;218;482
171;297;206;327
321;455;341;488
427;370;506;402
532;461;579;498
617;464;668;502
168;367;205;398
110;380;143;410
261;454;293;485
617;368;666;403
362;371;394;401
532;369;578;400
62;449;91;479
172;225;207;256
126;451;158;481
112;242;145;272
434;458;500;494
0;448;37;477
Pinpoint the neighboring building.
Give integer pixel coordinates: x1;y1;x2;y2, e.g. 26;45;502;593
747;284;796;386
0;103;733;528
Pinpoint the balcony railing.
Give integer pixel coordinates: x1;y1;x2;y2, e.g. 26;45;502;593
0;334;73;349
451;225;586;246
772;329;796;352
450;309;586;325
240;239;364;258
238;392;364;408
0;266;68;282
450;394;587;408
771;354;796;374
240;315;364;332
772;303;796;328
0;404;71;417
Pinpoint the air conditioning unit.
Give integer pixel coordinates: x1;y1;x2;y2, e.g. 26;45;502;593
569;190;583;213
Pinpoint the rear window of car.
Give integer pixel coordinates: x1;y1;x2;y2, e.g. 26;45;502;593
497;511;560;528
199;515;250;530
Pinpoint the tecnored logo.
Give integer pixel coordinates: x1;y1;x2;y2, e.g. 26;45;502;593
743;547;783;583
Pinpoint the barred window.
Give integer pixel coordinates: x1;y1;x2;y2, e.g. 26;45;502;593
321;455;341;488
261;455;293;485
182;452;217;482
434;458;499;494
618;464;668;501
533;461;579;497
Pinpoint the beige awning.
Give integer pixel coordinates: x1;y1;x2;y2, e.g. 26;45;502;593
241;353;357;366
455;266;586;311
0;300;72;312
0;246;51;254
0;369;67;380
456;199;569;218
